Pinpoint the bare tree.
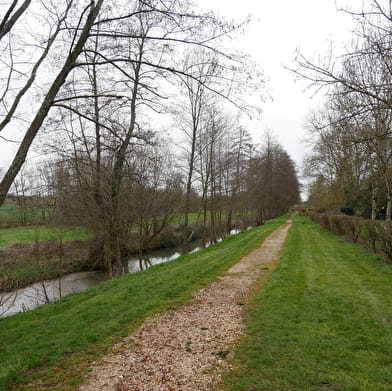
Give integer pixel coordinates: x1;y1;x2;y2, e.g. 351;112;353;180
0;0;104;206
0;0;255;209
247;134;300;223
0;0;31;41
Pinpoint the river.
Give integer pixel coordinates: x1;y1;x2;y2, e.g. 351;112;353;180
0;229;241;317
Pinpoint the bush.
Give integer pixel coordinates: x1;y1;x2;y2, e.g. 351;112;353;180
308;212;330;231
308;212;392;262
341;216;361;243
375;222;392;261
329;214;347;236
340;206;354;216
357;220;381;252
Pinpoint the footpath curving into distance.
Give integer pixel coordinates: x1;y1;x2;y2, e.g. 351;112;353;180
78;220;292;391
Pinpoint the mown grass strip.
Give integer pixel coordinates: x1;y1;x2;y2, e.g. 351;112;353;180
221;215;392;391
0;214;288;391
0;226;91;248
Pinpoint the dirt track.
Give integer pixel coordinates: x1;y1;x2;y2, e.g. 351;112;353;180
78;220;292;391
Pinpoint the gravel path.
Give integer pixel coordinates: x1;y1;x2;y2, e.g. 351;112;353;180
78;220;292;391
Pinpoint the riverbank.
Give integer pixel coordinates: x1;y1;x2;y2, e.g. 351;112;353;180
0;219;251;292
0;239;93;292
221;215;392;391
0;215;287;391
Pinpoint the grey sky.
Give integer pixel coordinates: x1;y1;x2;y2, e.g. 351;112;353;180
0;0;356;175
199;0;356;168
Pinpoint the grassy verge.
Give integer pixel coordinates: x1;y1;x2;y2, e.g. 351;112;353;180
0;214;289;391
0;226;90;248
221;215;392;391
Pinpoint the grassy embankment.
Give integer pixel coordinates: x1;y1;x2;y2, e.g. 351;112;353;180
221;215;392;391
0;214;289;391
0;227;92;292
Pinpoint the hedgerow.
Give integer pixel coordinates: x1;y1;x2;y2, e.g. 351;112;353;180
308;212;392;262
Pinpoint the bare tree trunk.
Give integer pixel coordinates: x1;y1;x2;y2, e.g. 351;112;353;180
387;196;392;221
0;0;31;41
184;120;198;244
0;0;104;207
385;175;392;221
226;210;232;232
202;196;208;247
89;29;103;210
371;181;378;220
109;38;144;269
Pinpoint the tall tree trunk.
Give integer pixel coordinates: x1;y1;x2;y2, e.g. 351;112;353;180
0;0;104;207
109;36;144;268
386;177;392;221
371;181;378;220
183;125;197;244
226;209;232;232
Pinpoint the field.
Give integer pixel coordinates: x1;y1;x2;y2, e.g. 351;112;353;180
0;204;48;228
222;215;392;391
0;226;90;248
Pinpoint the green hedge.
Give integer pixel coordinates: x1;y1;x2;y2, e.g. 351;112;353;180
308;212;392;262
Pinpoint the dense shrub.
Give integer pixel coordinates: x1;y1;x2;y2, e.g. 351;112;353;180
308;212;331;231
375;222;392;261
329;214;348;236
357;220;381;252
341;216;361;243
340;206;354;216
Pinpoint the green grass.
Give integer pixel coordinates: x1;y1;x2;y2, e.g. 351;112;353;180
171;211;211;224
0;205;18;218
0;226;91;247
0;214;289;391
0;205;49;227
221;215;392;391
171;210;251;225
0;209;242;247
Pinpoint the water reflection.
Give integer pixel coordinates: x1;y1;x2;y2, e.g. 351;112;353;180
115;248;183;276
0;272;109;317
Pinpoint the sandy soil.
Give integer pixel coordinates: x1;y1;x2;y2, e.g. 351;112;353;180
78;220;292;391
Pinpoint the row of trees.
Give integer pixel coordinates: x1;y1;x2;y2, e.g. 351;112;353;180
11;124;299;274
0;0;259;205
295;0;392;219
0;0;300;274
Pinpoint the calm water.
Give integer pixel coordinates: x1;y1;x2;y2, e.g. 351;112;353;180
0;229;241;317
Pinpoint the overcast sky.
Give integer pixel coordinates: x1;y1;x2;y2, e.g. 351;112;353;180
0;0;357;179
198;0;357;170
